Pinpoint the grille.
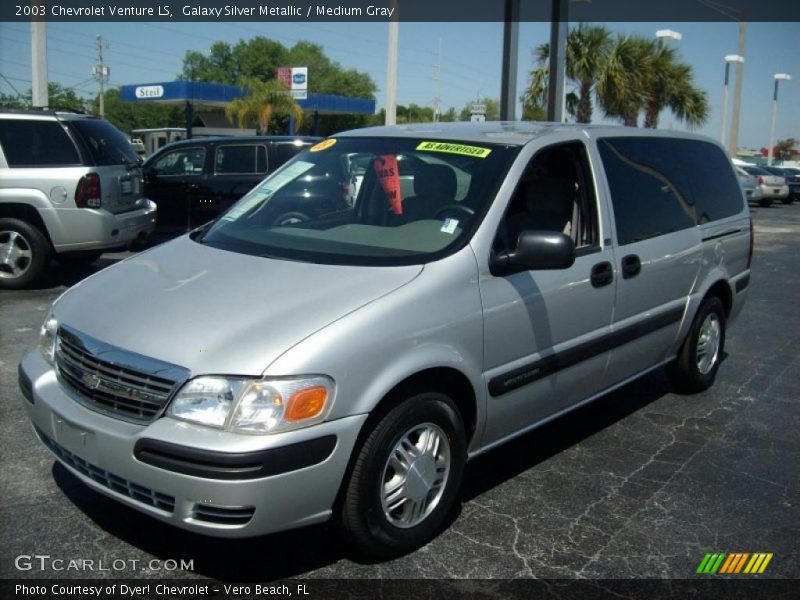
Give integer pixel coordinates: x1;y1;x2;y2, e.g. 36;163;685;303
192;503;255;525
36;427;175;513
55;327;181;424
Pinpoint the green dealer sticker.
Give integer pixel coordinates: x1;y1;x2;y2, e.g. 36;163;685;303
416;141;492;158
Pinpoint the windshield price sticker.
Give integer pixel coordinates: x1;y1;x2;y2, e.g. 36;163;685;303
416;141;492;158
310;139;337;152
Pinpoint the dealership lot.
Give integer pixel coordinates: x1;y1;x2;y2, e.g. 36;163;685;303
1;207;797;580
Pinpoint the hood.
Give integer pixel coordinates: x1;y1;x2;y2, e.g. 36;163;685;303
54;235;422;376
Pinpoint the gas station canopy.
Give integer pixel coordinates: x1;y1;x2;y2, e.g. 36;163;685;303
120;81;375;115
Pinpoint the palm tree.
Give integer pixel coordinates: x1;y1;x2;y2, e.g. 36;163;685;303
775;138;797;161
225;77;303;134
596;35;709;129
642;44;709;129
522;24;611;123
596;35;650;127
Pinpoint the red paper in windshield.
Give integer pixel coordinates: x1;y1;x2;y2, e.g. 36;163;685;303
374;155;402;215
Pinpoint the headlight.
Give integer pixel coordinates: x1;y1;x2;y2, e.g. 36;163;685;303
39;310;58;364
168;375;334;434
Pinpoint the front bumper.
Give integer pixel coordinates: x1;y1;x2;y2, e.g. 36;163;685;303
48;200;157;253
19;351;367;538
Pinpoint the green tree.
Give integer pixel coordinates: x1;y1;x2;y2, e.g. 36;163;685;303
523;24;611;123
596;34;650;126
775;138;797;162
641;43;708;128
0;83;88;112
89;88;183;134
224;77;303;135
179;36;377;135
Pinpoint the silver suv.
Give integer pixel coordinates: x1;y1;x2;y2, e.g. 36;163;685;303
0;110;156;288
19;123;751;557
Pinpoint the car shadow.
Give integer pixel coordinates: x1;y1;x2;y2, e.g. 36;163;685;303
27;257;125;290
53;367;674;580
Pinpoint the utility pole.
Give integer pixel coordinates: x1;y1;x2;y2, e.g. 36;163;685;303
30;1;48;109
385;14;399;125
728;17;746;156
433;38;442;122
546;0;568;123
92;35;109;116
500;0;520;121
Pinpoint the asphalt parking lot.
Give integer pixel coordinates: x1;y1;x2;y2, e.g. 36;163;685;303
1;206;798;581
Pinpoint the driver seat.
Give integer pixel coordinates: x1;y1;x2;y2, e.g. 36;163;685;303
390;163;457;225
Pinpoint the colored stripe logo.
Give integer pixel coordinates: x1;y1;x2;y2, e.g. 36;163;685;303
696;553;773;574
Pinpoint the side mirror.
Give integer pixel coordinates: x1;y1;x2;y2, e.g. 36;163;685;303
491;230;576;275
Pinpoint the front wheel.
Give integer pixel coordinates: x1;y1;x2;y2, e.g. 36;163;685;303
338;392;466;558
668;296;726;394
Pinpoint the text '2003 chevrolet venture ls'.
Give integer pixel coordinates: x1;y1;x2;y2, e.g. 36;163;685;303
19;122;752;558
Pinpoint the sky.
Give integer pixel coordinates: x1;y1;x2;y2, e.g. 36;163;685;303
0;19;797;149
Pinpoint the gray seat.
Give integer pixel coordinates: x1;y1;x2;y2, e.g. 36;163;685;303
391;163;457;225
505;178;575;246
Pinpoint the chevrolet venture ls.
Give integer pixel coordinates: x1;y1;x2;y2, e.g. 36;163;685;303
19;123;751;557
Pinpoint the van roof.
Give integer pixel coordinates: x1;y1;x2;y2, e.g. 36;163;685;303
336;121;716;147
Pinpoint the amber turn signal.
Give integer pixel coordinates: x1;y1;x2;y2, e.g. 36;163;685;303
285;386;328;422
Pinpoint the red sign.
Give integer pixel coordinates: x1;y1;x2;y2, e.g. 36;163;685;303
276;67;292;89
374;155;402;215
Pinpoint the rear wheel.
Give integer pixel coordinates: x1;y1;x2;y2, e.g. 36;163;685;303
758;198;773;207
668;296;726;394
0;218;49;289
338;392;466;558
781;196;794;205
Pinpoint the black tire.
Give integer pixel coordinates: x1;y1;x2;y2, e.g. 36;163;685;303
668;296;726;394
55;251;102;266
758;198;773;207
0;218;50;290
338;392;466;559
781;197;794;205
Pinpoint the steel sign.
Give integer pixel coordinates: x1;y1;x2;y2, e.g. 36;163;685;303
135;85;164;99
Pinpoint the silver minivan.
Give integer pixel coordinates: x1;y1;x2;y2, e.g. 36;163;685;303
19;123;751;557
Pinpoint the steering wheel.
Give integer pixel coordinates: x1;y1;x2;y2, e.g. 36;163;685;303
434;203;475;220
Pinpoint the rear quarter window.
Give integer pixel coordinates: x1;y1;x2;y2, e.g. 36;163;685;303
67;118;139;166
0;119;81;167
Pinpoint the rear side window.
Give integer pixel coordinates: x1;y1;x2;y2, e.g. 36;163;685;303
0;119;81;167
273;142;310;169
598;137;743;244
598;138;695;245
67;118;139;166
215;144;267;174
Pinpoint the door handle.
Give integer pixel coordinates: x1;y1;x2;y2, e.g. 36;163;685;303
591;261;614;288
621;254;641;279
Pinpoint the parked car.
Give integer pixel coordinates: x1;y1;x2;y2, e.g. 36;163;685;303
142;136;321;231
735;166;764;205
0;110;156;289
766;166;800;203
19;124;751;557
740;165;789;205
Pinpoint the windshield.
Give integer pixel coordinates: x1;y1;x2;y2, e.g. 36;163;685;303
199;137;518;266
68;119;140;166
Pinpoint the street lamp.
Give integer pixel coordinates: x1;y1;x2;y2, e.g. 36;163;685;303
655;29;682;47
720;54;744;148
768;73;791;166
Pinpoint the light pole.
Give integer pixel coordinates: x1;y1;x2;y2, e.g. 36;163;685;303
767;74;791;166
720;54;744;148
655;29;682;48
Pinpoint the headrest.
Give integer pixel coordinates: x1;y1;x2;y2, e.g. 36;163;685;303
413;163;457;200
525;178;575;219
